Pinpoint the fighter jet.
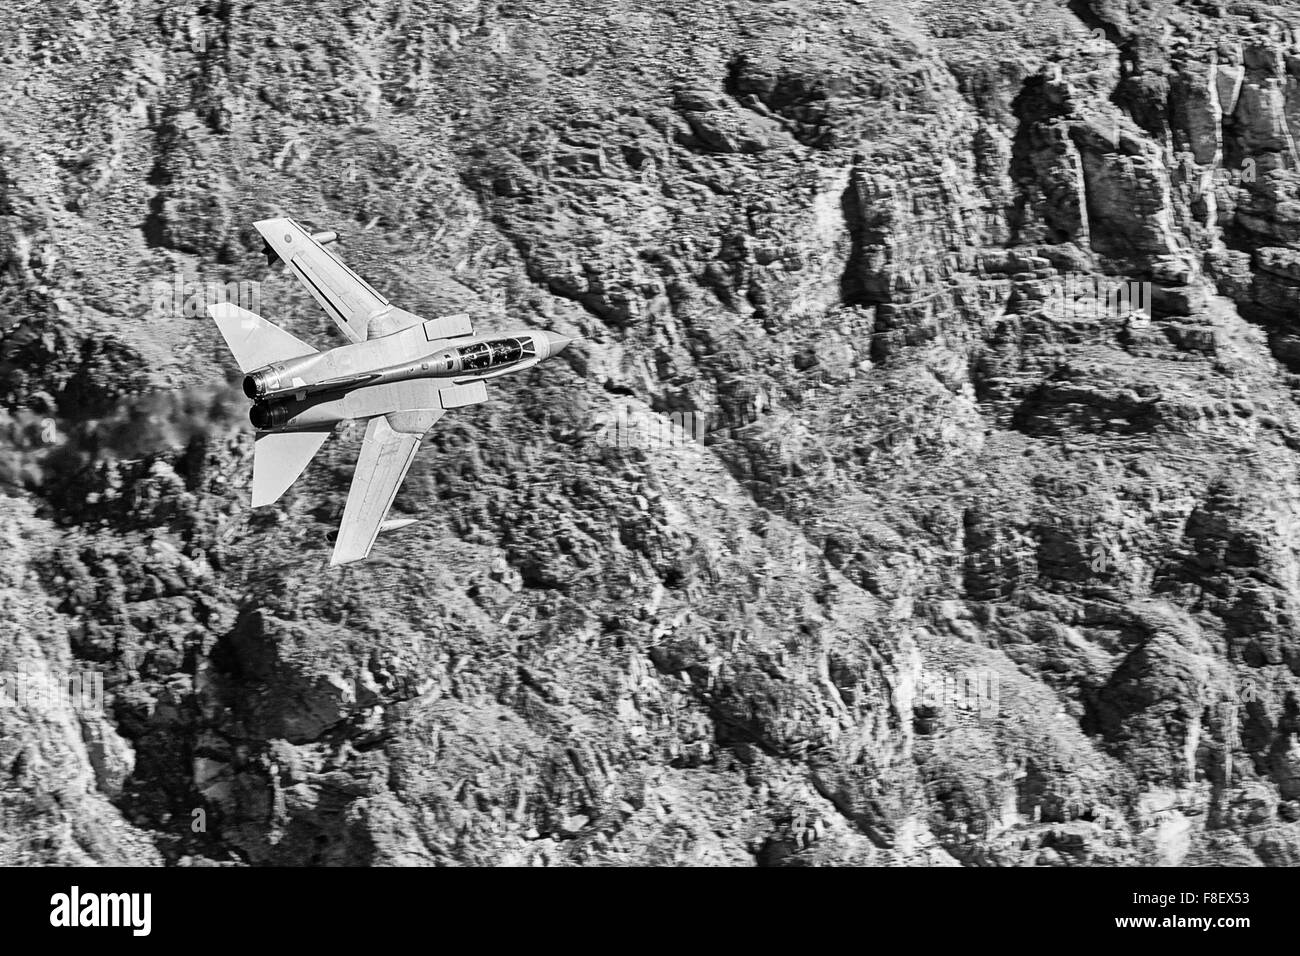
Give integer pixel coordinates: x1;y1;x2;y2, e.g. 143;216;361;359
209;217;572;566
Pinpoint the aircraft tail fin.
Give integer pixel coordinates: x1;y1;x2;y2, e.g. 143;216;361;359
252;429;331;507
209;301;318;373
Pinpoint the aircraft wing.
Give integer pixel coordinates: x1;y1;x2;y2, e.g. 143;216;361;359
329;410;444;566
255;217;397;343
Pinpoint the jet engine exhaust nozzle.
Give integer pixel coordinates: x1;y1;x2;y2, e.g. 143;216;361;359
243;367;282;399
249;401;289;430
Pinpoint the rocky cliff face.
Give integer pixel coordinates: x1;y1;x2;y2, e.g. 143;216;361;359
3;0;1300;865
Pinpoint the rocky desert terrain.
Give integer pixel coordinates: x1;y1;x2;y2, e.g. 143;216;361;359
3;0;1300;866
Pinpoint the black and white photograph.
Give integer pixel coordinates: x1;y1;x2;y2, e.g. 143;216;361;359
0;0;1291;933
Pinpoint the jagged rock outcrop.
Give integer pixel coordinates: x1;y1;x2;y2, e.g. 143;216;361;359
3;0;1300;866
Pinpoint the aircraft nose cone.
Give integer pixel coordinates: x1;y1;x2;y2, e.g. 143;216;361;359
543;331;572;356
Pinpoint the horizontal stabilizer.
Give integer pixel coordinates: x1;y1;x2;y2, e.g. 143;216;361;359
210;302;317;373
252;429;331;507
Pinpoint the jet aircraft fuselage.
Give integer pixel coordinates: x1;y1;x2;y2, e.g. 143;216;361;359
244;327;570;431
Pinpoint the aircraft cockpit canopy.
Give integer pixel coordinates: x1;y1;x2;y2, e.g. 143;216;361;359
457;336;535;371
